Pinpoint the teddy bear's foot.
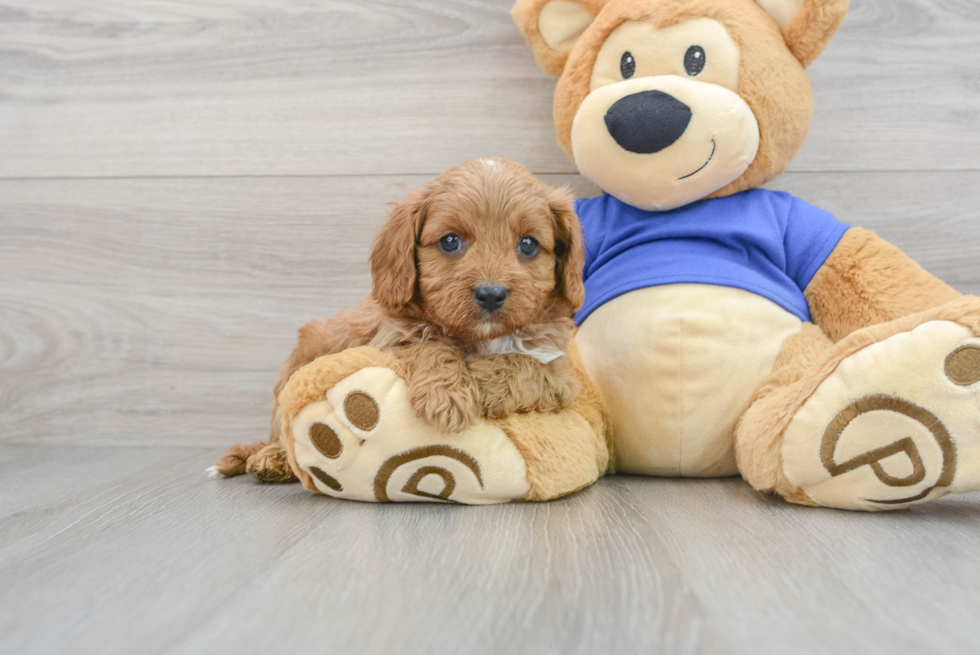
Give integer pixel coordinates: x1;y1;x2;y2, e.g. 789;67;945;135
780;316;980;511
288;365;533;504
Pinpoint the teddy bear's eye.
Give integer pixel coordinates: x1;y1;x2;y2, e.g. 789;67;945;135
684;46;706;76
620;51;636;79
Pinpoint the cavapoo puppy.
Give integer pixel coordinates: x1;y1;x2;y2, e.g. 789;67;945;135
216;157;586;482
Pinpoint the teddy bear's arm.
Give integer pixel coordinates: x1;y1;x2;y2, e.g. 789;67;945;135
804;227;960;342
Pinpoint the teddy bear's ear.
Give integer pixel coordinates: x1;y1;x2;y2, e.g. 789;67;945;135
756;0;849;68
512;0;607;76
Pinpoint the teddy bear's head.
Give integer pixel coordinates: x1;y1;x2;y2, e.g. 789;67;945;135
513;0;848;211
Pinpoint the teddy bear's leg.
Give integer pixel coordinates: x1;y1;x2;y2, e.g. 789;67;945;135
736;297;980;511
735;324;835;506
278;345;609;503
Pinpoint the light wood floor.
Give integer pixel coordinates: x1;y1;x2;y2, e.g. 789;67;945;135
2;1;980;653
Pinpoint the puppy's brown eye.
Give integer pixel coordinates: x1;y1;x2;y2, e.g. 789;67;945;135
518;236;539;258
439;234;462;254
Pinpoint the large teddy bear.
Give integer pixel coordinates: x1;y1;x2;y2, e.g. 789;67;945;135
511;0;980;510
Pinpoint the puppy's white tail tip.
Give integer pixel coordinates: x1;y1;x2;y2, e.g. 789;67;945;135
205;465;223;479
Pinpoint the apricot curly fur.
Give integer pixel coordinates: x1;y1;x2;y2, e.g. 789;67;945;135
214;441;266;477
399;341;483;434
469;352;578;419
245;444;296;484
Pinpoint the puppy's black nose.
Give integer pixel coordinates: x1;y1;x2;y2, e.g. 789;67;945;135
604;90;692;154
473;285;509;313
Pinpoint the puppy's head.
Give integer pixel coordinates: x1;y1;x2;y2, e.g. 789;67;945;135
370;158;584;341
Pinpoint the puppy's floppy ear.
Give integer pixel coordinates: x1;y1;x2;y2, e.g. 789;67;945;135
548;187;586;311
755;0;849;68
512;0;608;76
370;189;428;315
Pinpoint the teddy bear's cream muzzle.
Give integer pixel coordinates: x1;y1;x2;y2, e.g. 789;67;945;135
571;75;760;211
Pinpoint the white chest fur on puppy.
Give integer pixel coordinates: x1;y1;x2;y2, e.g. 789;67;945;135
575;284;802;477
471;332;567;365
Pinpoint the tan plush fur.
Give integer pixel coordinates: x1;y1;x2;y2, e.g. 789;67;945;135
216;158;588;482
804;227;962;342
783;0;849;68
734;323;833;498
512;0;611;76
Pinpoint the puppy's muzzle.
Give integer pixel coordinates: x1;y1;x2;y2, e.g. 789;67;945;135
604;90;692;154
473;285;509;313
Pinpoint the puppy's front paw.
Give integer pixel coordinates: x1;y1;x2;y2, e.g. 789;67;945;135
534;376;579;414
481;377;576;418
398;342;482;434
470;354;578;419
409;383;482;434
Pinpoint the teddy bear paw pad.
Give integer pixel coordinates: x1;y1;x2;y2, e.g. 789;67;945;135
781;321;980;510
291;367;531;504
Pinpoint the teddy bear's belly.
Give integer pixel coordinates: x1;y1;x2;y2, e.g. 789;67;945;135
575;284;803;477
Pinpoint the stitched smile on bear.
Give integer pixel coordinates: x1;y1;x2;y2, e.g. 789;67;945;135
571;18;760;211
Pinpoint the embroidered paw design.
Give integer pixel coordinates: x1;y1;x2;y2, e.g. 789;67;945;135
290;367;531;504
782;321;980;510
818;394;956;506
946;345;980;387
302;391;379;493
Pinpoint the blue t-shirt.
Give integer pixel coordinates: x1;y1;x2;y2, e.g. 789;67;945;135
574;189;849;325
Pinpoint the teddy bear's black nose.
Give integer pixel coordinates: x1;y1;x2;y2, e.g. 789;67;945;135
473;285;509;313
604;90;692;154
